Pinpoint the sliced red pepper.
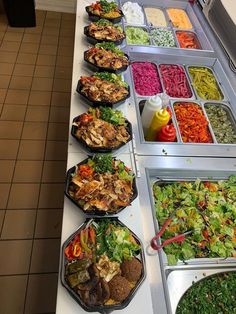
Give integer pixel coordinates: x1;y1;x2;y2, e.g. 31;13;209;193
79;164;94;178
89;226;96;245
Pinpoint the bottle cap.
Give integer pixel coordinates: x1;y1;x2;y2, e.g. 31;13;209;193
147;94;162;108
160;93;170;108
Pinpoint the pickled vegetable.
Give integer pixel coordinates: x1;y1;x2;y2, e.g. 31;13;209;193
126;27;149;45
160;64;192;98
205;104;236;144
167;8;192;29
150;28;176;47
188;67;223;100
176;272;236;314
174;102;213;143
176;31;201;49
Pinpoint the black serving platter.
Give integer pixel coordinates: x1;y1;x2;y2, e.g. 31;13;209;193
84;50;129;74
71;114;133;153
61;217;146;314
85;6;124;24
76;80;130;108
65;158;138;216
84;26;126;46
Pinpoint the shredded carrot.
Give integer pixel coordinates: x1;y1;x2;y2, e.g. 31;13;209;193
174;102;213;143
176;31;200;49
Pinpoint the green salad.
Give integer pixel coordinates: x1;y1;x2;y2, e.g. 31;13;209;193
94;72;128;88
95;42;124;56
153;176;236;265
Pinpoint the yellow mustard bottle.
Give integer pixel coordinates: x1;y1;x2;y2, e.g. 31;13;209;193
145;108;170;141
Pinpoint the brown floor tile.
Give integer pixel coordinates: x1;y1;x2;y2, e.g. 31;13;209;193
62;12;76;21
21;121;48;140
0;88;7;102
42;161;66;183
39;43;58;56
25;105;50;122
0;275;27;314
58;36;74;47
16;52;37;65
13;64;35;76
39;183;64;208
53;78;71;92
22;33;41;44
9;76;32;90
51;91;70;107
0;183;10;208
41;35;59;45
49;106;70;123
7;26;25;33
1;104;27;121
57;44;74;56
0;51;17;63
0;120;23;139
0;74;11;88
46;11;61;19
54;66;72;79
3;32;23;42
0;62;14;75
0;139;19;159
44;19;60;28
24;25;43;35
47;122;69;140
56;55;73;67
0;210;4;231
36;10;47;19
18;140;45;160
60;28;75;37
1;209;36;239
19;42;39;54
8;183;40;209
0;160;15;182
5;89;29;105
28;90;51;106
0;31;5;41
35;209;62;238
0;240;32;274
0;24;7;32
24;273;58;314
31;77;53;91
34;65;55;78
36;54;56;66
13;160;43;183
30;238;61;273
61;19;75;28
45;140;68;160
42;27;60;36
0;41;21;52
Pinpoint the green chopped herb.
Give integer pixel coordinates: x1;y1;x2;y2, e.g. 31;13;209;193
92;153;113;174
100;0;117;13
94;72;128;88
95;18;113;26
95;42;124;56
99;106;126;125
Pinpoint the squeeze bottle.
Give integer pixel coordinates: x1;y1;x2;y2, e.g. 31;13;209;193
141;95;162;134
156;124;176;142
145;108;170;141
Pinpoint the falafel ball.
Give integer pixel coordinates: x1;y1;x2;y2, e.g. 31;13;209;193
108;275;131;302
121;257;142;282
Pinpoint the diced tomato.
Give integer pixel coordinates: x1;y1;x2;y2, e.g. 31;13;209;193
79;113;93;124
79;164;94;178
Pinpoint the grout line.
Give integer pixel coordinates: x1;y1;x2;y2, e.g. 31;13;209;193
0;236;61;241
0;271;59;278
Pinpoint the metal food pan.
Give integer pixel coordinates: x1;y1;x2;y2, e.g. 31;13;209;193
171;100;217;144
149;174;236;268
121;3;147;27
174;29;202;50
165;267;236;314
149;27;178;49
142;5;170;28
186;65;226;101
165;7;194;31
203;102;236;145
137;98;181;144
125;26;151;46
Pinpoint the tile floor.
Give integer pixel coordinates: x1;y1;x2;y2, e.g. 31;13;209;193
0;9;75;314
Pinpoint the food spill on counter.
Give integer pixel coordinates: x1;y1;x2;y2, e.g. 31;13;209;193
131;62;162;96
153;176;236;265
174;102;213;143
144;7;167;27
167;8;192;29
188;66;223;100
176;272;236;314
125;26;149;45
159;64;192;98
150;28;176;47
64;219;144;307
72;107;131;150
205;104;236;144
67;154;136;213
176;31;201;49
85;43;129;72
122;1;144;25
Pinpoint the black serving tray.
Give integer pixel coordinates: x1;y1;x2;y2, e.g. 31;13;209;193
85;6;124;24
65;158;138;216
76;80;130;108
84;50;129;74
61;217;146;313
84;26;126;46
71;114;132;153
